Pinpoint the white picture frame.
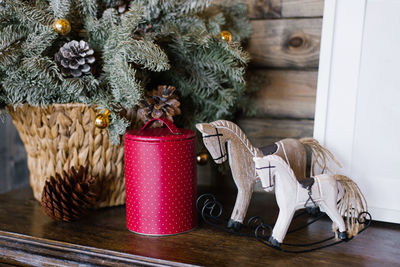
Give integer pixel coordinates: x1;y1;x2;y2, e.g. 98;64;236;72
314;0;400;223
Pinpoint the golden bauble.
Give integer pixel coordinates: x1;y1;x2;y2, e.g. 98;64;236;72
196;152;209;165
220;30;233;43
53;19;71;35
95;110;111;129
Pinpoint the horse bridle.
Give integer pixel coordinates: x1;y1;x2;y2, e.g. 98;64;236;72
256;162;276;188
202;128;227;161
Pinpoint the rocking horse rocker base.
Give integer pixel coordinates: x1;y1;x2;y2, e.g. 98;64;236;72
196;193;371;253
268;230;348;248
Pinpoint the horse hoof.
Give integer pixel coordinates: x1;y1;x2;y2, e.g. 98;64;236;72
268;236;281;248
227;219;242;232
338;231;348;241
306;206;321;217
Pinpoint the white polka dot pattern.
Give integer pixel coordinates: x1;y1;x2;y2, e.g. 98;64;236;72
124;129;197;236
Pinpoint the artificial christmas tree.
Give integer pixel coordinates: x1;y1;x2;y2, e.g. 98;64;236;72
0;0;252;142
0;0;253;207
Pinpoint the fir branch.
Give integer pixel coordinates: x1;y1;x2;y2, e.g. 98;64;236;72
118;6;143;40
99;0;123;8
214;0;252;41
0;42;24;71
75;0;98;19
190;45;247;83
159;0;213;15
22;28;57;58
49;0;71;18
0;24;28;52
218;40;250;65
85;8;119;50
33;0;51;10
9;1;54;27
25;56;63;82
107;113;129;144
178;0;214;15
206;12;225;35
59;75;99;103
122;40;170;72
171;25;210;47
0;6;16;27
103;53;143;109
100;7;120;27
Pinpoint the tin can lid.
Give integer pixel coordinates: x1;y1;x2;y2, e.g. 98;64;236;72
125;118;195;142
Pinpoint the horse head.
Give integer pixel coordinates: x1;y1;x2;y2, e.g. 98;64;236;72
196;123;228;164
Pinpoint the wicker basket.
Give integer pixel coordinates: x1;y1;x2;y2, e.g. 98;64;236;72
7;103;128;208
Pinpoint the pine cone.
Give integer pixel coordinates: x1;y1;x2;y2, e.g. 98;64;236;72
55;40;95;78
41;166;98;222
137;85;181;127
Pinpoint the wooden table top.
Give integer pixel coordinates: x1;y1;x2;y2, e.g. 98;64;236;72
0;186;399;266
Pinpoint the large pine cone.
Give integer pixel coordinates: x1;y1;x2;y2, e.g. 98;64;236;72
41;166;98;222
55;40;95;78
137;85;181;127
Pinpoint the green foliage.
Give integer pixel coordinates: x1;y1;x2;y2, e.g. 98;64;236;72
0;0;253;143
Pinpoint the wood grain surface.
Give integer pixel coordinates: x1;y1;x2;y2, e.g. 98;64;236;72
0;187;399;266
238;118;314;147
248;18;322;68
248;69;317;119
246;0;324;19
281;0;324;18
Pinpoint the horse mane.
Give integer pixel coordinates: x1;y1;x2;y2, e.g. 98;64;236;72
211;120;260;156
266;155;297;181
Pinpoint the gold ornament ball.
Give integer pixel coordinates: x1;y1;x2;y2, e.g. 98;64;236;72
53;19;71;35
196;152;209;165
95;110;111;129
221;30;233;43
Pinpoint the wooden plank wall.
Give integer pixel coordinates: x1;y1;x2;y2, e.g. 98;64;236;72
0;0;324;193
239;0;324;147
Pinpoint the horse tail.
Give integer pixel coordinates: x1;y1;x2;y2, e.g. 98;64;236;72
299;138;341;175
334;174;368;238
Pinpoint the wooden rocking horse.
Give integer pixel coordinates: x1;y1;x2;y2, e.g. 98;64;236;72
253;155;368;247
196;120;340;231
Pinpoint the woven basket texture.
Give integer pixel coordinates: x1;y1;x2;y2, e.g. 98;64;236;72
7;103;127;208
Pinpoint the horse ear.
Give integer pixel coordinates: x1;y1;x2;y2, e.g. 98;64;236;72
195;123;215;133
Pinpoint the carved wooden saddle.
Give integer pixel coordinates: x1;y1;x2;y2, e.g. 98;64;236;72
258;143;315;189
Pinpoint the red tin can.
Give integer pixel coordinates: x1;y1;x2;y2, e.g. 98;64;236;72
124;118;197;236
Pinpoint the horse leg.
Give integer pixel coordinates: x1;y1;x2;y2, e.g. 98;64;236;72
227;186;253;231
320;201;347;240
270;207;296;247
